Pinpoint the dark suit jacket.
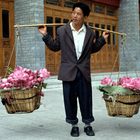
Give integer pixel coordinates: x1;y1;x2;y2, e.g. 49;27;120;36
42;23;106;82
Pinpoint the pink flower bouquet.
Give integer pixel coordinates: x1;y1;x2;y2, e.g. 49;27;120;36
99;76;140;96
0;66;50;92
0;66;50;113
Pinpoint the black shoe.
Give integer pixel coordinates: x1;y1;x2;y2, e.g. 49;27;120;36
84;126;95;136
70;127;79;137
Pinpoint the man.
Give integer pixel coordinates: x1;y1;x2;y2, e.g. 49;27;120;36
38;2;109;137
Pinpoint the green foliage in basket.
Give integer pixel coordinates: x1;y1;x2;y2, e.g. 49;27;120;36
98;76;140;96
98;85;134;96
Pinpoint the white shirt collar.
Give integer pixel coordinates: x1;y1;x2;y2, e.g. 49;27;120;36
70;22;86;33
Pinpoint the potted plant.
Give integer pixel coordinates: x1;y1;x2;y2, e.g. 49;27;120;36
98;76;140;117
0;66;50;114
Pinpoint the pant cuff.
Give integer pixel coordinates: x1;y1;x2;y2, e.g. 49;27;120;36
66;118;78;125
82;117;95;124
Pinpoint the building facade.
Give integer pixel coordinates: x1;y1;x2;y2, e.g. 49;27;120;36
0;0;139;76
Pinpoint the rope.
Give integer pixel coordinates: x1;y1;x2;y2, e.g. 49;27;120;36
4;45;15;77
108;34;139;82
4;28;20;77
4;26;23;77
108;34;127;81
120;35;139;78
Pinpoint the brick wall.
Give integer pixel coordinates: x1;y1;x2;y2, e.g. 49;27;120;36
14;0;45;70
118;0;140;71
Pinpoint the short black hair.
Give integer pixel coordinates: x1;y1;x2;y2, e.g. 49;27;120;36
72;2;90;17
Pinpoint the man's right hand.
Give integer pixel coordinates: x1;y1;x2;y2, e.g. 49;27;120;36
38;25;47;36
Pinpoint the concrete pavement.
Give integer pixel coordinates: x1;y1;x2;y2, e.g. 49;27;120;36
0;76;140;140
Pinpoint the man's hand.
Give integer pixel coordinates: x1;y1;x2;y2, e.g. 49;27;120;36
102;31;109;40
38;25;47;36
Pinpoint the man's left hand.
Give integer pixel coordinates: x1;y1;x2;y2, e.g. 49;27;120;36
102;31;109;40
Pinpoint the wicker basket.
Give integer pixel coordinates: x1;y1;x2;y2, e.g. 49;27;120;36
1;87;41;114
103;94;140;117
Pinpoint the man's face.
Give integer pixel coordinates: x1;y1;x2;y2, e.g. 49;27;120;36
71;7;86;26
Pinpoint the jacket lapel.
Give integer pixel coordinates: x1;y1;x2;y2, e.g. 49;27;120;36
65;23;74;42
65;23;77;57
82;26;92;52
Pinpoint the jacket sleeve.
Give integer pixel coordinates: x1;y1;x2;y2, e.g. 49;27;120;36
42;31;61;52
91;36;106;53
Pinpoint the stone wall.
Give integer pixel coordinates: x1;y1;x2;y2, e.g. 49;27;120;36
118;0;140;71
14;0;45;70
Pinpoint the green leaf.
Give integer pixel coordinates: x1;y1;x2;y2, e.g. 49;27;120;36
42;83;47;89
7;67;13;75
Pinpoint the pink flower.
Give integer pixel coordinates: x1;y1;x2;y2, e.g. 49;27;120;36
39;68;50;79
1;78;8;83
133;78;140;90
0;66;50;90
118;77;135;89
101;77;113;85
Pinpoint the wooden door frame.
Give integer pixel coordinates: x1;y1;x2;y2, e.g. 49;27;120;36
0;0;15;76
